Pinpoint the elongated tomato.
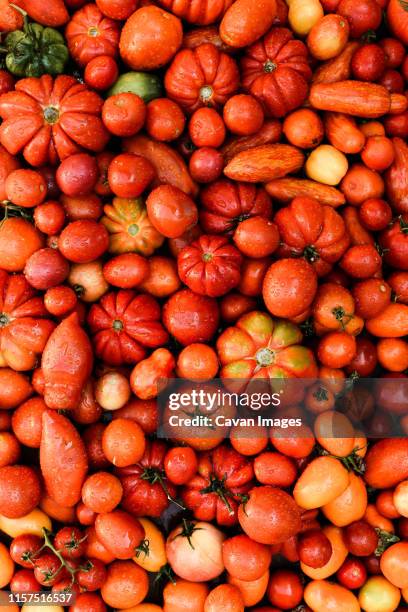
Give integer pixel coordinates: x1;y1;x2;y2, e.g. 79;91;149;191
293;456;350;509
304;579;360;612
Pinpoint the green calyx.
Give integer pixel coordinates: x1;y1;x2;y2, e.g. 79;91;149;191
2;6;68;77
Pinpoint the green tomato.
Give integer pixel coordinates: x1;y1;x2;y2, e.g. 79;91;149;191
108;72;162;102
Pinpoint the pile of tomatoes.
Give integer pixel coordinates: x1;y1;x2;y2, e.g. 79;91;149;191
0;0;408;610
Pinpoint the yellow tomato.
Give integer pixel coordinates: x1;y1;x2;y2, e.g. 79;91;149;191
0;508;51;538
288;0;324;36
306;144;349;185
304;579;360;612
134;518;167;572
359;576;401;612
0;543;14;589
393;480;408;517
322;472;368;527
293;456;350;509
301;526;348;579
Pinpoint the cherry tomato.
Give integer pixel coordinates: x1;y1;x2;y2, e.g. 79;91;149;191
108;153;155;198
84;55;119;91
56;154;98;197
337;557;367;589
358;198;392;232
267;569;303;610
344;521;378;556
146;98;186;142
164;446;198;485
102;93;146;137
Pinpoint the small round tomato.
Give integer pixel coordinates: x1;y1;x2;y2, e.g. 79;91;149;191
24;248;69;290
233;217;280;258
10;534;43;568
5;169;47;208
297;530;333;569
113;399;158;436
351;44;386;81
358;198;392;232
146;185;198;239
361;136;395;171
379;38;405;68
340;164;384;206
163;289;219;346
337;557;367;589
34;201;65;235
164;446;198;485
33;552;62;586
0;465;41;519
11;397;46;449
54;527;87;560
84;55;119;91
59;220;109;264
359;576;401;611
61;194;103;221
239;257;271;297
82;471;123;513
283;109;324;149
340;244;382;279
377;338;408;372
176;343;219;380
231;423;268;456
379;68;405;93
102;93;146;137
267;569;303;609
95;373;131;412
0;431;20;467
388;271;408;304
101;560;148;609
223;94;264;136
254;452;297;488
189;147;224;183
76;558;107;591
344;521;378;556
353;278;391;319
108;153;155;198
263;258;318;319
220;292;257;323
189;108;226;148
95;0;137;19
44;286;77;317
10;568;41;593
103;253;149;288
317;331;357;368
380;215;408;271
146;98;186;142
102;418;145;467
56;154;98;197
346;336;378;377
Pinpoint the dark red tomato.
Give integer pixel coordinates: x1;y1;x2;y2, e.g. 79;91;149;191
163;288;220;346
340;244;382;278
0;70;14;95
34;201;66;235
346;337;378;376
344;521;378;556
337;557;367;589
95;152;114;197
112;398;158;435
378;69;405;93
384;112;408;138
351;44;386;81
220;292;257;323
38;166;60;200
59;220;109;264
267;569;303;609
189;147;224;183
69;592;107;612
61;194;103;222
24;248;69;290
10;534;43;568
116;440;176;518
76;558;107;591
379;38;405;68
108;153;155;198
34;552;65;586
379;215;408;270
399;517;408;539
358;198;393;231
297;529;333;569
76;501;97;526
338;0;382;38
10;569;41;593
177;234;242;297
164;446;198;485
54;527;87;559
388;271;408;304
56;154;98;197
364;553;382;575
84;55;119;91
352;278;392;319
83;423;110;470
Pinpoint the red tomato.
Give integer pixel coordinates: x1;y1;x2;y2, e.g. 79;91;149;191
254;452;297;488
361;136;395;171
163;288;220;345
10;534;43;568
358;198;392;232
338;0;382;37
223;94;264;136
317;331;357;368
5;169;47;208
234;217;280;258
44;286;78;317
84;56;119;91
337;557;367;589
102;93;146;137
108;153;155;198
146;184;198;238
189;107;226;148
59;220;109;264
262;259;318;319
95;510;144;560
189;147;224;183
164;446;198;485
56;154;98;197
102;253;149;288
267;569;303;610
351;44;386;81
222;534;272;582
297;530;333;569
24;248;69;290
0;465;41;518
34;201;65;235
146;98;186;142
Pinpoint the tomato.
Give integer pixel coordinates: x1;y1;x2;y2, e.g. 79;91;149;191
108;153;155;198
96;371;131;411
233;217;279;259
222;534;272;582
59;221;109;265
96;0;138;19
204;584;245;612
220;293;257;324
61;194;103;221
120;6;182;71
164;446;198;486
163;289;220;346
0;70;14;96
69;591;106;612
0;145;20;202
0;218;44;273
163;579;208;612
47;286;78;318
238;486;301;545
0;75;109;166
267;569;303;610
275;197;349;276
165;43;239;112
0;465;41;518
361;136;395;171
177;344;219;380
242;27;312;118
134;518;166;573
346;337;377;377
253;452;297;488
379;215;408;271
95;510;144;560
56;154;98;197
341;164;384;207
376;490;401;520
380;542;408;589
101;560;148;609
294;456;350;510
344;520;378;557
103;253;149;289
24;248;69;291
84;56;119;91
366;303;408;337
130;348;175;400
0;369;32;410
5;169;47;208
68;261;108;305
146;98;186;142
34;201;65;236
317;331;357;368
182;444;254;526
283;109;324;149
359;576;401;612
12;398;45;448
53;526;86;560
338;0;382;37
189;108;226;148
340;244;382;279
305;579;360;612
307;14;349;60
76;558;106;592
262;259;317;319
66;4;120;66
306;144;348;186
351;44;386;81
223;94;264;136
200;179;272;235
139;256;181;298
379;68;404;93
166;521;225;582
146;185;198;239
388;271;408;304
81;471;122;514
377;338;408;372
297;530;333;569
352;278;391;320
102;417;145;467
102;93;146;138
388;0;408;45
0;432;20;467
0;509;51;539
337;557;367;589
379;37;405;68
358;198;392;232
189;147;224;183
10;534;43;568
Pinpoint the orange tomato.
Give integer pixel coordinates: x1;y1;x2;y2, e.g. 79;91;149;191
0;541;14;588
204;584;244;612
228;571;269;607
314;410;355;457
393;480;408;517
380;542;408;589
293;456;350;509
366;303;408;337
322;472;367;527
377;338;408;372
304;579;360;612
101;560;148;608
163;579;209;612
364;504;395;533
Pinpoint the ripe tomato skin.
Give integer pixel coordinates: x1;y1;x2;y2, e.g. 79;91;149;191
146;185;198;239
34;201;65;235
239;257;271;297
5;169;47;208
222;534;272;582
164;446;198;485
263;258;318;319
44;286;78;317
95;510;145;560
59;221;109;264
297;530;333;569
0;70;14;96
24;248;69;291
102;93;146;137
163;289;220;346
358;198;392;231
380;37;405;68
223;94;264;136
377;338;408;372
101;560;149;609
339;244;382;279
380;542;408;589
84;56;119;91
337;557;367;589
33;551;64;586
254;452;297;488
76;558;107;591
112;398;158;435
146;98;186;142
108;153;155;198
103;253;149;289
351;44;386;81
10;568;41;593
69;591;107;612
234;217;280;258
352;278;391;320
54;526;87;560
102;418;145;468
346;336;377;377
361;136;395;171
10;534;43;568
338;0;382;38
317;331;357;368
220;293;257;323
344;521;378;556
189;107;226;148
56;154;98;197
189;147;224;183
267;569;303;610
0;465;41;518
379;215;408;271
176;343;219;380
